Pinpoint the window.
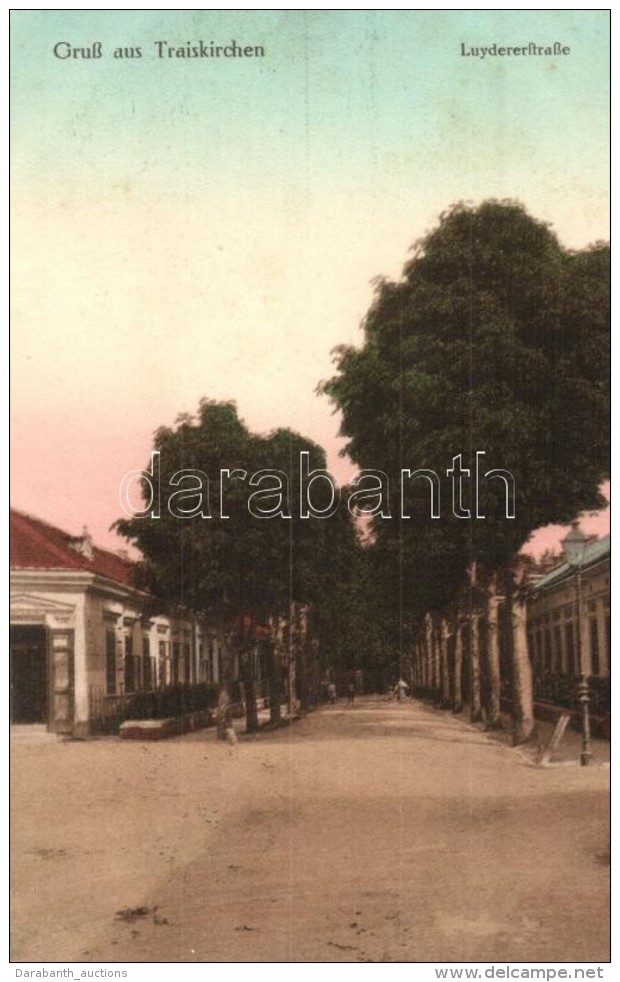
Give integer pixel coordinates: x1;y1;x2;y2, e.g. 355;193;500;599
134;653;142;690
183;643;191;684
553;626;563;672
564;623;576;676
158;640;168;686
124;635;135;693
143;637;152;690
589;618;600;676
604;611;610;676
172;642;180;684
106;631;117;695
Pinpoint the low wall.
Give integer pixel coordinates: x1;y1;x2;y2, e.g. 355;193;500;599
118;701;253;740
120;709;215;741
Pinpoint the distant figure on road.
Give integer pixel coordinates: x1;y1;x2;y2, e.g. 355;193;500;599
347;682;355;705
394;678;409;702
327;682;337;705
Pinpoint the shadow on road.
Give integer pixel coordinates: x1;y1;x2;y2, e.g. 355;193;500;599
251;700;496;747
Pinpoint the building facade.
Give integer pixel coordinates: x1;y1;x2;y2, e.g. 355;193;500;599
526;534;610;679
10;510;222;736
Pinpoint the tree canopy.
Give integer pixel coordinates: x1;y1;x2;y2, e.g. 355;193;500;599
114;398;361;666
320;200;610;618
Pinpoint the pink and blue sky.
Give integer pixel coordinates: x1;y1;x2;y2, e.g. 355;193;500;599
10;10;609;555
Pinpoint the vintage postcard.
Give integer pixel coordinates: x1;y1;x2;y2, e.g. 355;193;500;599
10;8;610;973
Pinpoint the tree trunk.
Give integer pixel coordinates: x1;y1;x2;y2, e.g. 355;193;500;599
297;653;308;712
425;614;435;701
297;608;310;713
440;618;451;708
485;576;503;730
413;642;421;696
470;613;482;723
423;636;430;696
216;627;233;740
270;618;283;725
434;620;443;704
288;603;297;718
510;594;535;745
453;622;463;714
241;647;260;734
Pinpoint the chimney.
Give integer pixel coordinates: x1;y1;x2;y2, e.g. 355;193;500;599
69;525;94;561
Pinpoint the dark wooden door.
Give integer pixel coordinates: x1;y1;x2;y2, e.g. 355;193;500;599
10;631;48;723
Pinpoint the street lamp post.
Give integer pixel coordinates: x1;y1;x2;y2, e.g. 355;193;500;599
561;522;592;767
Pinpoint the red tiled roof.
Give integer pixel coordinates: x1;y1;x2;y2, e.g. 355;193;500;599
10;509;137;588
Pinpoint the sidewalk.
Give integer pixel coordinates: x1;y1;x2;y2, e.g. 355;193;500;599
497;711;609;767
408;699;610;767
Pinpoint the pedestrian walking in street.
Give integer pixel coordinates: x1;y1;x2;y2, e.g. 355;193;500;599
327;682;337;705
394;678;409;702
347;682;355;705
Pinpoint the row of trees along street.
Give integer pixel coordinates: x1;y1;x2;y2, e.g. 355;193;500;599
116;201;609;745
115;404;363;736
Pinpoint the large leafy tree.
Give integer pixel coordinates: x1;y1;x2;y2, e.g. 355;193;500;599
321;201;609;736
115;398;361;731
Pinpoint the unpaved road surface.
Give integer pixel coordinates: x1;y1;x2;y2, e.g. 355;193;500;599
11;699;610;962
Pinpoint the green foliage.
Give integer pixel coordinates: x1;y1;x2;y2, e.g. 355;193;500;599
585;675;610;716
534;672;610;717
320;201;610;632
124;683;218;720
313;534;394;682
114;399;362;659
534;671;578;710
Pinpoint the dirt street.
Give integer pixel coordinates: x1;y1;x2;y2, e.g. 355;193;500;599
11;698;610;963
